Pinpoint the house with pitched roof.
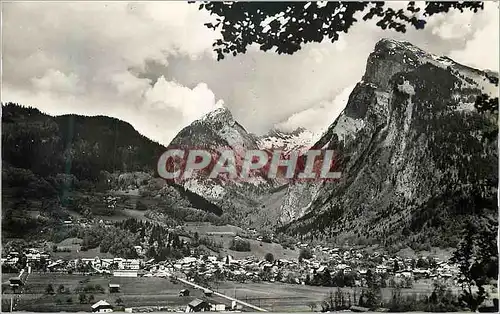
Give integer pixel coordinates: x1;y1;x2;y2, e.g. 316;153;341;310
91;300;113;313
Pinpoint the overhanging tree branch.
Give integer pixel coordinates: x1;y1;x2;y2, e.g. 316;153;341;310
192;1;484;60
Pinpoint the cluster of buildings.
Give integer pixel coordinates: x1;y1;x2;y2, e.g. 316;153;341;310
49;256;143;276
305;244;460;280
141;250;460;288
1;247;145;278
1;249;50;267
2;243;460;288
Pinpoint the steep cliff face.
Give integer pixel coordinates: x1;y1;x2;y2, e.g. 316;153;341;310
279;39;498;248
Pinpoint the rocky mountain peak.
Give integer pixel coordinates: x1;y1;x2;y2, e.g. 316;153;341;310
374;38;428;57
365;38;498;96
169;106;258;152
167;105;273;217
200;106;234;124
278;39;498;248
364;38;427;90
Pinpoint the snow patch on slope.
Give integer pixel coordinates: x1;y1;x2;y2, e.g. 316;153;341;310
200;107;228;122
397;80;416;95
219;123;246;151
258;128;316;153
184;179;226;200
332;115;365;143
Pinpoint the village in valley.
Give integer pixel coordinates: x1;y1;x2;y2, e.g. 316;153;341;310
2;215;474;313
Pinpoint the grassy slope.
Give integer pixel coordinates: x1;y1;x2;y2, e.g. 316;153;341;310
183;222;300;260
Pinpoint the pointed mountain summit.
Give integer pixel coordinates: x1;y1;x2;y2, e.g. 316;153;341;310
169;106;259;151
166;106;276;226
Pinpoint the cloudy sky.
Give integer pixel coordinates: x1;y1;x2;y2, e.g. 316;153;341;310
2;1;499;145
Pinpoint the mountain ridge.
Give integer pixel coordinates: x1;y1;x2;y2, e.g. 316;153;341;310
277;38;498;249
2;38;497;250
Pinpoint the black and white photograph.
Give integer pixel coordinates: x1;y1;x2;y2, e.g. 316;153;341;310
1;1;499;313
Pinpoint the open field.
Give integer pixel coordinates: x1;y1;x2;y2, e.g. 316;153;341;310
92;208;149;223
183;222;246;235
212;280;462;312
41;239;114;260
63;190;152;223
3;272;462;313
5;272;209;312
8;273;330;312
184;222;300;260
396;247;454;261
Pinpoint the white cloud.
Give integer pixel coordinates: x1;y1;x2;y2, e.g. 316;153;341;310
428;9;476;40
143;77;224;120
275;84;355;135
32;70;84;95
2;2;221;145
307;37;348;63
448;2;499;71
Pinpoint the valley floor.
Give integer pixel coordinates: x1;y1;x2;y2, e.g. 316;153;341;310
3;272;452;313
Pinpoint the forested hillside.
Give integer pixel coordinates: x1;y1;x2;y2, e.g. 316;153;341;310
1;103;223;239
2;103;166;181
